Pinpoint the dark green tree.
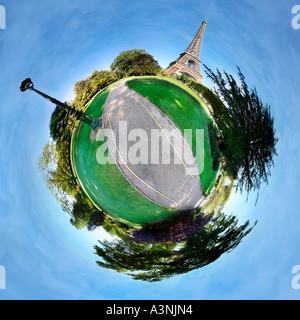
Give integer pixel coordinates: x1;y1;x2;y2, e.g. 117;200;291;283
87;210;105;231
94;213;256;282
49;105;71;142
176;74;191;84
70;194;93;228
110;49;161;76
204;65;278;194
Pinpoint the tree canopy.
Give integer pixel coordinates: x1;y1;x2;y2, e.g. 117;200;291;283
94;212;256;282
110;49;162;76
203;65;278;195
73;70;118;107
38;140;76;213
49;106;69;142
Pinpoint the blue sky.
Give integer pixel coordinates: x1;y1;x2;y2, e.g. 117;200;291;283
0;0;300;300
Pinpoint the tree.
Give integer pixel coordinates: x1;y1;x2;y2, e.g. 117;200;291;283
87;210;105;231
177;74;191;84
110;49;161;76
73;70;118;107
94;212;256;282
69;194;93;228
49;105;72;142
38;140;77;212
204;65;278;195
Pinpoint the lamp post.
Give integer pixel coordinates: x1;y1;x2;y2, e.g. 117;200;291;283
20;78;102;131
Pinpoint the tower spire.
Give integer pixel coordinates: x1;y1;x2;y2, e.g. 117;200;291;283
184;20;207;60
166;20;207;83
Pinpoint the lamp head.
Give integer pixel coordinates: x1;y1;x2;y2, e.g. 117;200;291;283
20;78;34;92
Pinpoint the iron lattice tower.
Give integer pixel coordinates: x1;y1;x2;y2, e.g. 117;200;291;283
166;20;207;83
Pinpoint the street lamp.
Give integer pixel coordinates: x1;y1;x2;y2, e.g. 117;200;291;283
20;78;102;131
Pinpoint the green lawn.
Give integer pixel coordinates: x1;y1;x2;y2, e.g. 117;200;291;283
70;81;177;227
70;76;219;227
126;77;219;195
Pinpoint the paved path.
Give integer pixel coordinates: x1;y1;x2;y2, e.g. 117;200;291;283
102;81;203;210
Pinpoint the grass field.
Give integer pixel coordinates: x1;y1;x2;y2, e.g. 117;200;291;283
70;76;219;227
126;77;219;195
71;81;177;227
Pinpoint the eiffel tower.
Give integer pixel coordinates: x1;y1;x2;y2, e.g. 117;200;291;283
166;20;207;83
